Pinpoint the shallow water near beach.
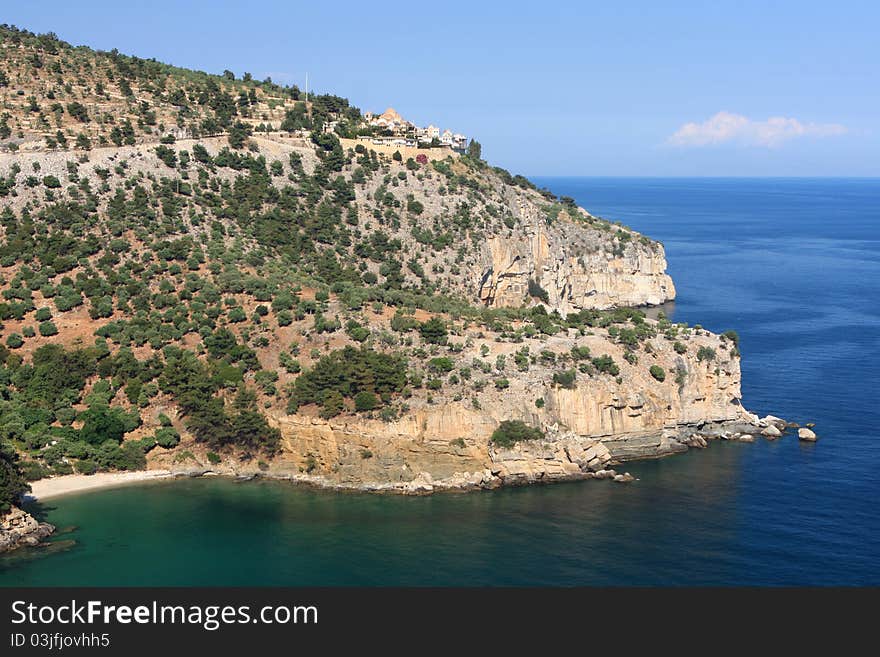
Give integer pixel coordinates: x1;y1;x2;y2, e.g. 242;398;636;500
3;177;878;586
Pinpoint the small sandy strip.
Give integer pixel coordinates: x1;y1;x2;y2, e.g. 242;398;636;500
27;470;174;501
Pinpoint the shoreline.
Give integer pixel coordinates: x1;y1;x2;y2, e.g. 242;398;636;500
25;470;174;502
20;417;797;502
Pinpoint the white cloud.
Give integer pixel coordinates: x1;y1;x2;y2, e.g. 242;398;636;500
668;111;847;147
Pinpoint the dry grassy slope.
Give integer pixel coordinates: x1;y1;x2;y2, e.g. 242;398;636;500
1;26;673;313
0;33;296;152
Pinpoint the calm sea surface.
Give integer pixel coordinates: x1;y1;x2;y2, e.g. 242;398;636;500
2;178;878;585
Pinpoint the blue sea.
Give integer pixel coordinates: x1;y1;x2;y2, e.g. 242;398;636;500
2;178;878;586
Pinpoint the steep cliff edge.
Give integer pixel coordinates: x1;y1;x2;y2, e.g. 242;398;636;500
149;316;761;492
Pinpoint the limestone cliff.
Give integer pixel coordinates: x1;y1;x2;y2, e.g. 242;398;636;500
475;206;676;313
151;320;759;493
353;159;677;314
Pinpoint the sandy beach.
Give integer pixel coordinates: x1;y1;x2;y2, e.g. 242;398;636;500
26;470;174;501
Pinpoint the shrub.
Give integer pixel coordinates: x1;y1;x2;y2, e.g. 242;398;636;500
293;346;407;412
571;345;591;360
206;452;221;464
697;346;716;362
649;365;666;382
419;317;448;344
527;278;550;304
319;390;345;418
154;145;177;167
427;357;454;373
722;330;740;347
354;391;379;412
78;406;127;445
38;321;58;336
490;420;544;448
673;341;687;354
75;459;99;475
592;355;619;376
0;445;30;511
154;427;180;448
552;369;577;389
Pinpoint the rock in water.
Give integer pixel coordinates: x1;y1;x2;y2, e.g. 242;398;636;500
0;507;55;553
761;425;782;438
798;428;818;442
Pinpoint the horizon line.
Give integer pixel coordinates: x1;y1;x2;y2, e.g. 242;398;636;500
526;175;880;179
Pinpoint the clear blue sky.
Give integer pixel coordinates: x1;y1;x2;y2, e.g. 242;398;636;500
5;1;878;176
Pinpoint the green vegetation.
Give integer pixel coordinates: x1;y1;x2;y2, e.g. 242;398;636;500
649;365;666;382
490;420;544;448
591;355;620;376
159;350;281;454
0;441;29;512
419;317;448;345
527;278;550;304
290;347;407;417
697;346;717;362
552;369;577;389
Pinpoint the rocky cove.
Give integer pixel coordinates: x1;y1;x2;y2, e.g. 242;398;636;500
0;39;802;553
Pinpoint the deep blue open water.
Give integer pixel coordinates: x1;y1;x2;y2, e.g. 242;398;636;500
2;178;878;586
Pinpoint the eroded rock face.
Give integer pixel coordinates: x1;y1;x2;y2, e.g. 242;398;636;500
475;191;675;313
0;506;55;553
264;327;751;491
348;161;676;314
478;226;676;313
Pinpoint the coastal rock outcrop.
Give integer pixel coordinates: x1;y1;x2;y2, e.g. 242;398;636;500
211;325;762;492
798;428;817;442
475;196;676;313
0;506;55;553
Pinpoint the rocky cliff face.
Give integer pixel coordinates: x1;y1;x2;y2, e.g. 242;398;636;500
352;158;676;314
476;215;676;313
0;506;54;553
153;323;755;493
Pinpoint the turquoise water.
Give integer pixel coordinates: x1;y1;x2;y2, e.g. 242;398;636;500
3;178;878;585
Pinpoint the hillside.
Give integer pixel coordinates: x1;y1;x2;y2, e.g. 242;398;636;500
0;25;763;518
